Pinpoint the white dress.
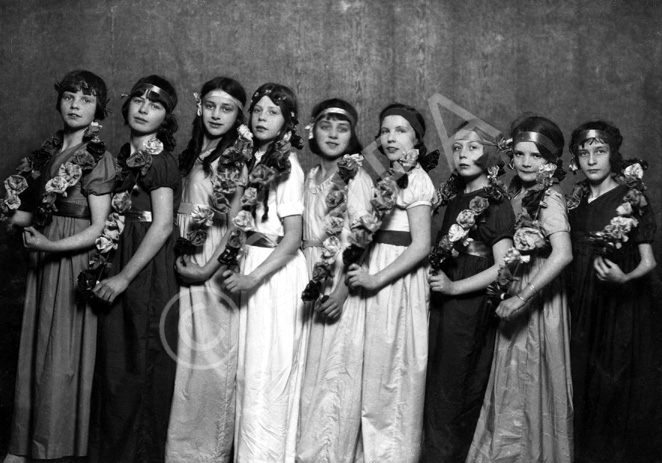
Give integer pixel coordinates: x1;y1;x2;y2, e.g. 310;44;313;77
166;150;239;463
360;164;434;463
296;166;374;463
233;150;309;463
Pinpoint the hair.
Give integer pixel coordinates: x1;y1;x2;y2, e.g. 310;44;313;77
453;119;504;172
569;120;624;174
55;70;108;121
308;98;362;156
121;75;179;152
509;114;564;163
248;82;303;152
375;103;428;157
179;77;247;176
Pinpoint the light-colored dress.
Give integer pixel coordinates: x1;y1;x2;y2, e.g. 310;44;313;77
166;150;238;462
233;150;309;463
468;186;573;463
359;164;434;463
296;166;374;463
10;143;115;459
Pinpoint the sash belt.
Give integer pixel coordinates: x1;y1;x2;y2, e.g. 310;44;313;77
246;230;283;248
373;230;412;246
53;201;90;219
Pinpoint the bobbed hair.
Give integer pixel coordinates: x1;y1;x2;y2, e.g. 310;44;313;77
569;120;624;174
308;98;362;156
375;103;428;158
453;119;504;172
509;114;564;163
55;69;108;121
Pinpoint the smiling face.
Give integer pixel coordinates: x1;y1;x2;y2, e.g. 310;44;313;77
251;95;285;146
576;139;612;185
452;130;486;180
201;93;239;138
314;117;352;159
513;141;548;186
59;90;97;131
127;90;167;135
379;115;417;162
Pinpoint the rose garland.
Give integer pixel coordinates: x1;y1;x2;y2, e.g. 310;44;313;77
566;159;648;255
1;122;106;229
76;138;163;300
429;165;507;272
300;153;364;303
174;125;254;256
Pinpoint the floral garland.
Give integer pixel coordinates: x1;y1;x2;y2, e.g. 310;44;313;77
174;125;254;256
1;122;106;229
76;138;163;300
566;159;648;255
300;153;364;302
429;165;506;272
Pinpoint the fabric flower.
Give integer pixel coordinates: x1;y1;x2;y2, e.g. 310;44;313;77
456;209;477;229
398;149;419;169
237;124;253;141
624;163;644;180
348;228;373;248
469;196;490;214
249;164;276;186
187;229;207;246
623;188;647;209
448;224;469;243
58;162;83;187
325;190;347;210
3;193;20;210
209;191;231;213
241;187;259;207
191;206;214;227
143;138;164;155
213;168;242;195
95;235;117;253
322;215;345;236
514;227;546;251
84;121;102;139
45;176;69;195
71;149;96;171
233;210;255;231
16;157;33;174
355;213;381;233
312;261;332;280
321;236;342;260
337;153;364;182
4;175;28;195
126;150;153;171
616;202;633;216
111;191;132;213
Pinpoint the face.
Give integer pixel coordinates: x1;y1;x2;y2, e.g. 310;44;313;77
576;140;612;184
251;96;285;145
512;141;547;185
314;117;352;159
201;93;239;138
379;115;417;162
59;90;97;130
127;91;167;135
452;131;486;180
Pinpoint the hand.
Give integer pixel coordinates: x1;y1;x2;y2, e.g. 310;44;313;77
316;290;348;319
22;226;53;251
495;295;527;321
222;269;259;294
428;270;455;295
594;256;628;284
93;274;130;304
346;264;379;291
175;255;214;284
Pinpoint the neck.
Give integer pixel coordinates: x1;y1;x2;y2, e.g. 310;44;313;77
201;135;221;154
130;132;156;153
256;139;274;152
519;177;537;191
588;174;619;199
318;156;340;178
60;126;86;151
464;174;489;193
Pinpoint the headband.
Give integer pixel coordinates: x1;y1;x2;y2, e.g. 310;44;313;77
513;131;558;156
202;90;244;109
314;107;356;126
381;107;425;138
574;129;611;148
133;83;175;111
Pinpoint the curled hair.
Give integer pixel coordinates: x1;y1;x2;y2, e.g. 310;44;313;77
121;75;179;152
569;120;624;174
55;70;109;120
454;119;504;173
179;77;247;176
308;98;362;156
375;102;428;158
248;82;303;151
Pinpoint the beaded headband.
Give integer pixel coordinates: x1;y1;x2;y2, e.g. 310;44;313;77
314;107;356;126
513;131;558;156
380;107;425;138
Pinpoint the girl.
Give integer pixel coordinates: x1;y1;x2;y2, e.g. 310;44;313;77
468;115;573;462
166;77;247;462
90;75;182;463
296;99;373;462
567;121;660;462
422;121;515;463
346;103;435;462
2;70;114;462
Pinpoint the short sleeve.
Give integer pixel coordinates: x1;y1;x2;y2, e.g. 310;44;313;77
81;150;116;196
479;199;516;246
631;194;657;243
397;165;435;209
539;186;571;236
347;168;374;223
141;151;181;192
276;151;305;218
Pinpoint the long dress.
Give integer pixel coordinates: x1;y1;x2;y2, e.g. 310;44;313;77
296;166;373;463
468;186;573;462
233;150;309;463
423;187;515;463
8;142;115;459
166;150;238;462
568;184;661;463
358;164;434;463
91;148;182;463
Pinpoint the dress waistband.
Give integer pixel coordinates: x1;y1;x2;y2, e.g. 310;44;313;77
53;201;90;219
373;230;412;246
125;210;153;222
302;239;323;249
178;201;225;220
459;240;491;258
246;230;283;248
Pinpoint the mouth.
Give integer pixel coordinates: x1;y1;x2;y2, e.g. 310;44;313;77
133;116;148;124
208;122;223;129
326;142;339;148
67;113;81;118
385;146;399;153
254;125;267;132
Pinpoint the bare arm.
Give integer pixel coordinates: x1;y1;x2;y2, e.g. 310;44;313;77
594;242;657;284
8;210;33;228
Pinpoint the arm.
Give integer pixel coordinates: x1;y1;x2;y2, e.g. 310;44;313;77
496;231;573;320
8;210;33;228
317;270;350;319
93;187;174;303
223;214;302;294
429;237;513;296
594;242;657;284
347;205;431;292
22;193;112;253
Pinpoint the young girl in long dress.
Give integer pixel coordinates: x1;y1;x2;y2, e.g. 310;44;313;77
166;77;248;463
566;121;660;463
296;99;373;463
468;115;574;462
1;70;114;463
90;75;182;463
346;103;435;462
423;122;515;463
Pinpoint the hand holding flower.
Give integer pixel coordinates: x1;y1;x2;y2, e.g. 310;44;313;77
428;269;455;295
346;263;379;291
593;256;629;284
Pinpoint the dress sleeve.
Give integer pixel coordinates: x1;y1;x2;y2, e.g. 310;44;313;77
276;151;305;218
539;186;571;236
631;194;657;243
481;199;516;246
140;151;181;192
81;150;116;196
397;165;435;209
347;168;374;223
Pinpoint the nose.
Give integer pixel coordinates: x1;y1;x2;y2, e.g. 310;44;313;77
329;127;338;139
70;98;80;109
587;153;597;165
211;107;221;120
459;146;469;158
521;154;532;167
138;101;149;114
257;109;267;122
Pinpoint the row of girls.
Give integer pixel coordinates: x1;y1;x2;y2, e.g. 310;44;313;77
1;69;659;463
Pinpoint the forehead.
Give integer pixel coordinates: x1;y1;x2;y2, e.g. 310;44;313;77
255;95;279;108
452;129;483;143
514;140;540;153
62;89;97;98
202;94;236;106
318;115;351;125
381;115;412;129
578;138;609;149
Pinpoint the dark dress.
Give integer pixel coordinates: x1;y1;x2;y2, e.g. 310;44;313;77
90;149;182;463
569;184;661;463
422;189;515;463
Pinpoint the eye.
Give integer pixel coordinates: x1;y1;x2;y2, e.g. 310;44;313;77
513;151;524;157
396;127;406;134
82;97;93;104
132;97;143;104
338;126;350;133
221;105;233;113
452;144;461;152
577;150;588;157
532;152;542;159
62;94;73;101
380;128;389;135
318;123;331;131
204;103;214;110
